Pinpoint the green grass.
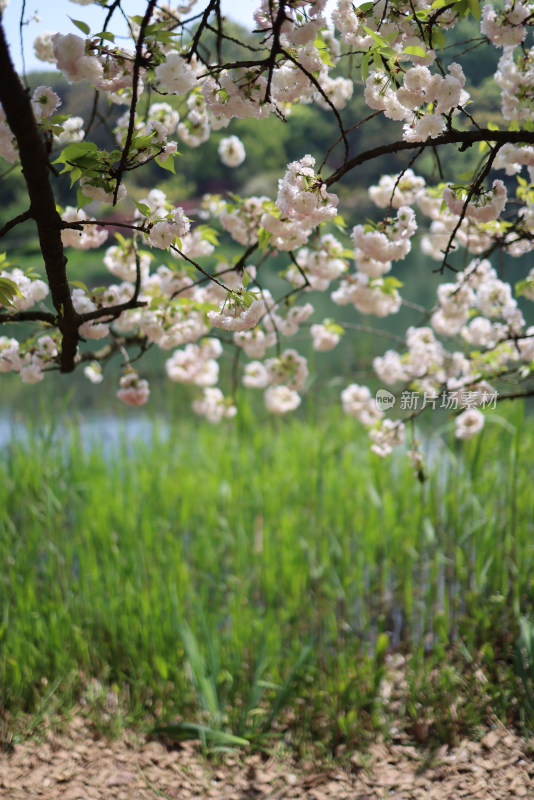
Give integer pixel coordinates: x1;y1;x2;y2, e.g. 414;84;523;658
1;404;533;753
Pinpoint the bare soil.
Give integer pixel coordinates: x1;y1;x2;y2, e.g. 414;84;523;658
1;718;533;799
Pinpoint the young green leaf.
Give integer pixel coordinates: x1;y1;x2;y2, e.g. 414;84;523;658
69;17;90;35
156;154;176;173
133;200;152;218
0;276;23;308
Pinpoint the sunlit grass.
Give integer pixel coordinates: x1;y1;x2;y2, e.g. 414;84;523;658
1;404;533;751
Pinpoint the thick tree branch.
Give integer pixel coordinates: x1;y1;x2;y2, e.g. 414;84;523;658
325;128;534;187
0;21;80;371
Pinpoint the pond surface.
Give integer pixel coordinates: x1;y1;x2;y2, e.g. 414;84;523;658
0;413;171;453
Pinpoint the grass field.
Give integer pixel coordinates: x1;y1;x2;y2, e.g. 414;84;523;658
1;403;533;754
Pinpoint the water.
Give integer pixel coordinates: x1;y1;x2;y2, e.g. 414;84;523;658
0;412;170;454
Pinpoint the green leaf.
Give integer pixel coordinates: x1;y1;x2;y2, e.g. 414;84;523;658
431;28;446;50
325;321;344;335
403;45;429;58
133;200;152;218
0;276;23;308
153;30;178;44
69;17;90;35
380;276;404;295
156;154;176;173
242;290;259;308
257;227;270;251
313;38;334;68
197;225;219;245
77;188;93;209
70;167;83;187
466;0;481;19
360;52;371;82
132;132;156;150
53;141;98;166
515;279;533;298
363;26;388;46
96;31;115;42
372;50;383;71
152;722;249;748
455;0;470;18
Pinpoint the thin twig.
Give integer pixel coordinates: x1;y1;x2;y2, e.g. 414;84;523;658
112;0;158;204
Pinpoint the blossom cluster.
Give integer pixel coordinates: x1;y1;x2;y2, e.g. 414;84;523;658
0;0;533;469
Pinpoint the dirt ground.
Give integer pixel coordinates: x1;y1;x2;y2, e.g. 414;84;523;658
1;718;533;800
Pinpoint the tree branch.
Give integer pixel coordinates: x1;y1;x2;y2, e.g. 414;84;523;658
0;208;32;238
325;128;534;187
186;0;220;63
0;309;56;324
439;143;502;273
0;21;80;371
112;0;157;204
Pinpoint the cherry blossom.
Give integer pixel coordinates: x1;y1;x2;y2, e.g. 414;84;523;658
0;0;532;468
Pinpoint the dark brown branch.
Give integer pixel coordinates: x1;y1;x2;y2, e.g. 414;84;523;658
102;0;121;32
203;21;265;54
78;299;146;325
78;246;146;324
169;244;230;292
233;241;259;272
0;21;80;371
263;0;289;104
76;334;150;366
288;251;311;291
18;0;27;86
0;208;32;238
439;144;502;273
112;0;157;204
200;57;269;74
214;0;222;64
325;128;534;187
282;48;349;164
388;146;425;214
84;89;101;138
318;111;381;174
62;219;146;234
0;309;56;324
186;0;219;62
341;321;406;345
497;390;534;402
